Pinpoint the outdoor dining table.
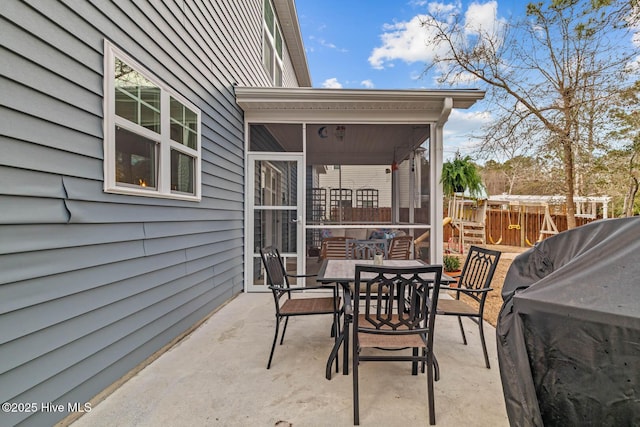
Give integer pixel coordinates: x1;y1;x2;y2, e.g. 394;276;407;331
316;259;455;380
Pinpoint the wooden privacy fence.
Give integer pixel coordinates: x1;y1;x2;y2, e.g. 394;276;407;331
445;209;595;248
330;207;392;222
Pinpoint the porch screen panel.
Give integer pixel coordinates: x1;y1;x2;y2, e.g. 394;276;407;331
249;124;302;152
252;158;298;287
330;188;352;222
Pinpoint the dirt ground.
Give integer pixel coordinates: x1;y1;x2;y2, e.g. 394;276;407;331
446;244;530;327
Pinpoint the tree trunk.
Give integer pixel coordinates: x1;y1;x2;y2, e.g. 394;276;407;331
623;152;639;217
623;176;638;217
562;140;577;229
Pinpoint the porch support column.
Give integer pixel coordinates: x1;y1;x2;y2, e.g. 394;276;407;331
409;150;415;225
392;155;399;223
431;97;453;264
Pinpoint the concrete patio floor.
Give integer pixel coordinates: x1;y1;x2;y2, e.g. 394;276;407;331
70;292;509;427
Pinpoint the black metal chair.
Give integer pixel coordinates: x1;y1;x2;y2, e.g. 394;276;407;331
437;245;501;368
352;264;442;425
259;246;341;369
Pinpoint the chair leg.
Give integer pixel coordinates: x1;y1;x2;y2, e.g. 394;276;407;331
334;311;340;373
422;349;440;381
412;347;419;375
330;298;340;338
335;307;342;338
325;326;347;380
343;315;350;375
279;316;290;345
433;353;440;382
426;350;436;425
353;344;360;425
478;317;490;369
457;315;467;345
267;316;281;369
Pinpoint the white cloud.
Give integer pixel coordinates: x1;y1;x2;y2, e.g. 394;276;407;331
360;79;375;88
368;15;437;69
322;78;343;88
447;109;491;132
442;109;492;158
428;1;460;15
313;37;348;53
464;1;500;36
369;1;503;74
319;39;337;49
430;61;481;85
307;33;348;53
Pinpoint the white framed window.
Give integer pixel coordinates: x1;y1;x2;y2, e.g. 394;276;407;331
103;40;201;201
263;0;283;86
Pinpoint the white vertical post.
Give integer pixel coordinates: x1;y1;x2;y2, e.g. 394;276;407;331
409;150;415;224
392;153;399;223
431;98;453;264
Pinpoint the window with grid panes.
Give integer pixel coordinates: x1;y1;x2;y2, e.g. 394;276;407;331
263;0;283;86
104;41;201;200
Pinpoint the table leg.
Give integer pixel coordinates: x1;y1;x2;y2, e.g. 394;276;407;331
325;323;345;380
342;312;350;375
326;281;352;380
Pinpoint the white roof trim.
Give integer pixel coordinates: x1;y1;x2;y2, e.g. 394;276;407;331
274;0;312;87
235;87;485;122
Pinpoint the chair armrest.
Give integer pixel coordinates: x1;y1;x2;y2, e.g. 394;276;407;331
440;286;493;295
269;285;334;292
286;273;318;279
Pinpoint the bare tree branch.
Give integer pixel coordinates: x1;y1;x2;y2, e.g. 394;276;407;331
422;0;638;228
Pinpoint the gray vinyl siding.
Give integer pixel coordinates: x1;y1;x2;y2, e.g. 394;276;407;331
0;0;302;425
281;35;300;87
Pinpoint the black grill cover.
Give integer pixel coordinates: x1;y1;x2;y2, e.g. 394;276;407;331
497;217;640;426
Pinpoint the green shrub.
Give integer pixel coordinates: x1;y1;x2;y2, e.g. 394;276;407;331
443;254;461;272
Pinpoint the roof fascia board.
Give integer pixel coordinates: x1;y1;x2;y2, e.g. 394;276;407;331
242;109;447;123
436;97;454;127
236;87;485;122
236;87;484;103
274;0;312;87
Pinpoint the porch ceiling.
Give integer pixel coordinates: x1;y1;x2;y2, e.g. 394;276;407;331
236;87;485;165
266;122;430;165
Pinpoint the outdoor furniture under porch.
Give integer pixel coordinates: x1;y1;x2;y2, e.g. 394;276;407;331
69;292;508;426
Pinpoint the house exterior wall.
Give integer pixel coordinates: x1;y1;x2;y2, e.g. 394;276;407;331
281;41;300;87
318;162;417;208
0;1;304;425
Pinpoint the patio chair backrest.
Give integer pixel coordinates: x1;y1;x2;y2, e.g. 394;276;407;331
387;235;413;259
260;246;289;290
458;245;501;302
354;264;442;336
346;239;389;260
320;236;348;259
